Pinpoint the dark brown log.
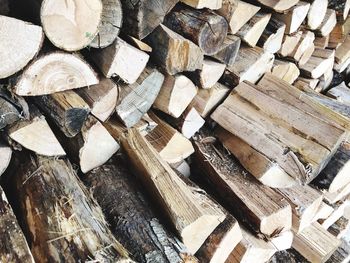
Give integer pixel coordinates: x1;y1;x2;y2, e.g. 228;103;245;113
211;35;241;66
163;5;228;55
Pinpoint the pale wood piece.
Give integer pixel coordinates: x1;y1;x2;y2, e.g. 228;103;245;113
257;17;286;54
91;37;150;83
196;215;242;263
289;31;315;65
189;59;226;89
194;138;292;237
181;0;222;9
217;0;260;34
324;184;350;204
328;217;350;238
121;128;226;254
14;52;98;96
334;36;350;73
279;31;303;57
0;0;9;15
0;186;35;263
315;64;334;92
292;222;341;263
253;0;299;12
76;78;119;122
0;90;23;129
300;48;335;79
179;107;205;138
236;12;271;47
316;8;337;36
34;90;90;137
146;24;204;75
0;142;11;177
41;0;103;51
271;59;300;84
153;74;197;118
328;17;350;49
306;0;328;30
313;202;335;222
90;0;123;48
211;35;241;66
146;112;194;164
0;16;43;79
191;82;230;118
328;82;350;105
273;2;310;34
171;160;191;178
320;201;349;229
116;68;164;128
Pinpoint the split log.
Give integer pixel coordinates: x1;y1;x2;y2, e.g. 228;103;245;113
299;48;335;79
40;0;103;51
83;157;197;263
306;0;329;30
279;30;303;57
328;17;350;48
0;89;23;129
89;0;123;48
252;0;299;12
288;31;315;66
316;9;337;36
153;74;197;118
163;6;228;55
193;137;292;237
170;107;205;138
0;16;43;79
119;0;178;39
273;2;310;34
268;230;294;251
315;35;330;49
236;12;271;47
14;52;99;96
146;24;204;75
7;151;132;262
217;0;260;34
123;35;153;53
76;78;119;122
328;0;350;21
334;35;350;73
115;67;164;127
271;59;300;84
320;200;350;228
0;142;11;177
181;0;222;9
327;240;350;263
121;128;226;254
293;222;341;262
313;202;335;222
34;90;90;137
316;65;334;92
0;186;35;263
257;17;286;54
91;37;149;83
211;35;241;66
327;82;350;105
0;0;9;15
328;216;350;238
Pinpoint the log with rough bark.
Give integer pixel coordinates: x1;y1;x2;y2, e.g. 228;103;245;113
34;90;90;137
334;35;350;73
211;35;241;66
315;35;330;49
6;151;132;262
89;0;123;48
194;137;292;238
40;0;103;51
121;128;226;254
91;37;150;83
306;0;328;30
271;59;300;84
0;186;35;263
0;142;11;177
119;0;178;39
257;17;286;54
83;157;197;263
153;74;197;118
181;0;222;9
0;89;23;129
299;48;335;79
13;52;99;96
316;8;337;36
146;24;204;75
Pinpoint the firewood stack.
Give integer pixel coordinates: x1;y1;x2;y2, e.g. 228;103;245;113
2;0;350;262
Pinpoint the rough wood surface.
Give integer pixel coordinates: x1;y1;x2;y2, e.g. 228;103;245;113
257;17;286;54
316;8;337;37
271;60;300;84
334;35;350;73
299;48;335;79
212;35;241;66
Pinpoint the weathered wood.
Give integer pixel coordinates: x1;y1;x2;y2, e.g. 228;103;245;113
295;77;320;90
121;128;226;254
181;0;222;9
271;59;300;84
299;48;335;79
251;0;299;12
315;35;330;49
334;35;350;73
316;8;337;36
257;17;286;54
328;0;350;21
328;82;350;105
328;216;350;238
288;30;315;66
211;35;241;66
306;0;329;30
0;89;23;129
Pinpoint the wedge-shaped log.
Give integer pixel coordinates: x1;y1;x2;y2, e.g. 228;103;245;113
300;48;335;79
287;31;315;66
334;35;350;73
306;0;328;30
271;59;300;84
211;35;241;66
316;9;337;36
0;142;11;177
258;17;286;54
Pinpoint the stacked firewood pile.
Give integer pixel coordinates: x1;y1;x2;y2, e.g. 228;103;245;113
2;0;350;262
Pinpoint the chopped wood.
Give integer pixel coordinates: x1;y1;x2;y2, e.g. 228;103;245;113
257;17;286;54
271;59;300;84
123;35;152;53
334;35;350;72
324;184;350;204
306;0;329;30
316;9;337;36
252;0;299;12
328;216;350;239
320;201;349;229
0;142;11;177
328;0;350;21
316;65;334;92
14;52;98;96
211;35;241;66
40;0;103;51
181;0;222;9
315;35;330;49
328;17;350;49
178;107;205;138
313;202;335;222
288;30;315;66
269;230;294;251
279;31;303;57
299;48;335;79
0;89;23;129
171;160;191;178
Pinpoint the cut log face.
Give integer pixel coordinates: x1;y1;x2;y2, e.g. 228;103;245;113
306;0;328;30
0;186;35;263
0;142;11;177
299;48;335;79
90;0;123;48
269;230;294;251
279;31;303;57
316;9;337;37
258;17;286;54
211;35;241;66
180;107;205;138
40;0;103;51
163;6;228;55
14;52;99;96
271;60;300;84
289;31;316;66
0;16;43;79
255;0;299;12
181;0;222;9
313;202;335;222
190;59;226;89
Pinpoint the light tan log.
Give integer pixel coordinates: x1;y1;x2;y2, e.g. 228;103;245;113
146;24;204;75
300;48;335;79
257;17;286;54
91;37;149;83
327;239;350;263
153;74;197;118
320;200;350;229
316;8;337;36
306;0;328;30
316;63;334;92
253;0;299;12
279;31;303;57
328;17;350;49
324;184;350;204
0;142;11;177
271;59;300;84
211;35;241;66
76;78;119;122
0;16;43;79
334;35;350;73
181;0;222;9
121;128;226;254
268;230;294;251
14;52;98;96
289;31;315;65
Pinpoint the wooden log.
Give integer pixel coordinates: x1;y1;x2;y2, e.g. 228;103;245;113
116;67;164;128
327;239;350;263
288;30;315;66
175;107;205;138
273;2;310;34
306;0;329;30
121;128;226;254
34;90;90;137
89;0;123;48
236;12;271;47
251;0;299;12
119;0;178;39
328;0;350;21
171;160;191;178
334;35;350;73
0;142;11;177
153;74;197;118
268;230;294;251
146;24;204;75
163;6;228;55
193;137;292;237
0;186;35;263
271;59;300;84
320;200;350;228
313;202;335;222
292;222;341;263
181;0;222;9
82;157;197;263
324;184;350;204
0;89;23;129
76;78;119;122
40;0;103;51
14;52;99;96
0;0;9;15
279;31;303;57
315;35;330;49
315;65;334;92
217;0;260;34
328;216;350;238
0;16;43;79
299;48;335;79
211;35;241;66
316;8;337;36
91;37;149;83
295;77;320;90
328;17;350;49
257;17;286;54
6;151;132;262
